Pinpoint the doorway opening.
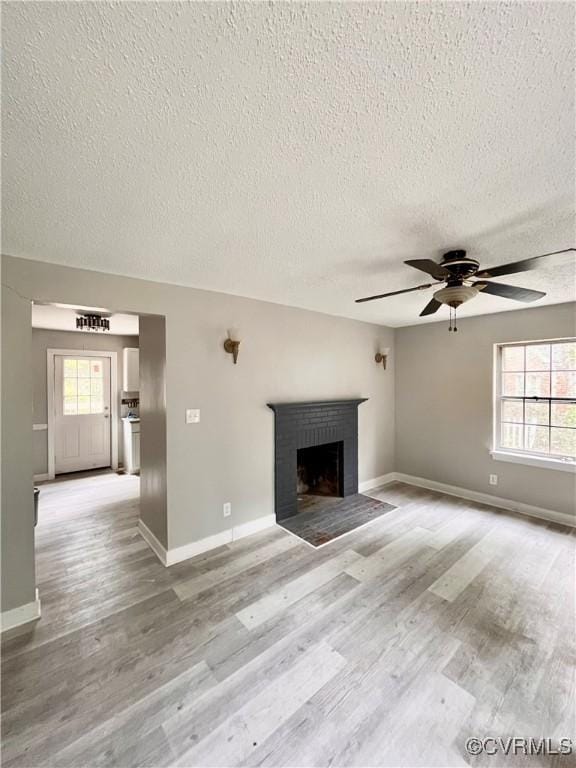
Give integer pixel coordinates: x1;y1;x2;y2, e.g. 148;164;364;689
32;302;143;540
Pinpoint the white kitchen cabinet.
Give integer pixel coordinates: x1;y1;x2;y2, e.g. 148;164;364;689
122;418;140;474
123;348;139;391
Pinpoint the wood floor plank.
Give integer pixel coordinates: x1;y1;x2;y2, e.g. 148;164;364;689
344;526;432;582
235;549;362;630
427;527;505;602
169;641;346;767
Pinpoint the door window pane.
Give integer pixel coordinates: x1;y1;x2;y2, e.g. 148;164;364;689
64;397;78;415
78;378;91;396
525;425;549;454
77;359;90;377
525;345;550;371
502;346;524;371
550;428;576;457
525;402;549;425
77;396;90;414
502;373;524;396
551;403;576;428
91;379;103;397
552;342;576;371
501;400;523;423
90;360;103;377
525;372;550;398
64;378;77;397
63;359;77;376
501;423;523;450
551;371;576;398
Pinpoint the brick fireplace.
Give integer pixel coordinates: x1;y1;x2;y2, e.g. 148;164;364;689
267;399;368;521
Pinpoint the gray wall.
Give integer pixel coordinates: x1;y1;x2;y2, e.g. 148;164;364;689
1;255;395;610
31;328;139;474
139;315;168;547
1;285;36;612
395;302;576;518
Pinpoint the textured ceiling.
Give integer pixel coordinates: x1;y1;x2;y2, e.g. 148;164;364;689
2;1;575;327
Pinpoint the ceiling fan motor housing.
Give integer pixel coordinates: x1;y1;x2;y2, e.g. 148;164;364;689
439;250;480;279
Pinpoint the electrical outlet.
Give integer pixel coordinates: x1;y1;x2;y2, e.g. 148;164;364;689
489;474;498;486
186;409;200;424
223;502;232;518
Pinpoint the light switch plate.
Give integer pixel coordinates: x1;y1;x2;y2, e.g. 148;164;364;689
489;474;498;486
186;409;200;424
223;502;232;518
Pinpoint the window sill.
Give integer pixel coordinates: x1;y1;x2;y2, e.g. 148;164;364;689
490;450;576;473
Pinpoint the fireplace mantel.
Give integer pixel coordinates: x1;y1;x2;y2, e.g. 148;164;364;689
267;398;368;412
268;398;368;520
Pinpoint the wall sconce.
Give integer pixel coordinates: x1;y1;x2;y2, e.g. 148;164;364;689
375;348;389;369
223;328;241;364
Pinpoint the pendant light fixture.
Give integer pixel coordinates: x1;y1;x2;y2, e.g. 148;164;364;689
76;313;110;332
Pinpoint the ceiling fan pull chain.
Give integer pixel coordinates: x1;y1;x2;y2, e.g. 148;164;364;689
448;306;453;332
454;306;458;332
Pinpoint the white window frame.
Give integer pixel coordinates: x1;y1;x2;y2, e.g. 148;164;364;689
491;338;576;473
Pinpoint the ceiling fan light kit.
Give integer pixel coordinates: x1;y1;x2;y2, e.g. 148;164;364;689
355;248;575;332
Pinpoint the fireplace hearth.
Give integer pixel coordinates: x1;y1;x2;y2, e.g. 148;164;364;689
268;399;367;521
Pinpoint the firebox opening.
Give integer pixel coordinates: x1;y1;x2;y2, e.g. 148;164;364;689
297;441;344;505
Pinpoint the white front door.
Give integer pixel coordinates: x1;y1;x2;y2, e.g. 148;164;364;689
54;355;111;474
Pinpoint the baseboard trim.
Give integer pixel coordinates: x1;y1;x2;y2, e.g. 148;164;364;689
1;589;41;636
232;514;276;541
137;519;169;566
33;473;50;483
138;514;277;567
394;472;575;528
359;472;398;493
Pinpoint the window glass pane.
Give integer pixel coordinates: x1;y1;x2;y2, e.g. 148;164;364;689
501;400;523;423
502;373;524;396
90;360;103;378
525;402;549;425
63;378;77;397
525;425;549;454
502;346;524;371
77;396;90;414
64;397;77;415
552;371;576;398
63;359;77;376
78;378;91;396
77;359;90;377
551;403;576;428
90;398;104;414
91;379;103;397
550;428;576;457
525;372;550;398
525;344;550;371
501;423;523;451
552;342;576;371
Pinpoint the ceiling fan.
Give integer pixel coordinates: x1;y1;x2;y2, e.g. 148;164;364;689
355;247;576;331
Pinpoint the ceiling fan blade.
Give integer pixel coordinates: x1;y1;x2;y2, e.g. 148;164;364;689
404;259;450;280
474;281;546;302
355;283;433;304
419;297;442;316
476;248;575;279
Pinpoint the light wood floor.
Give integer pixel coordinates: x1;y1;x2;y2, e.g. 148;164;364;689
2;472;574;767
